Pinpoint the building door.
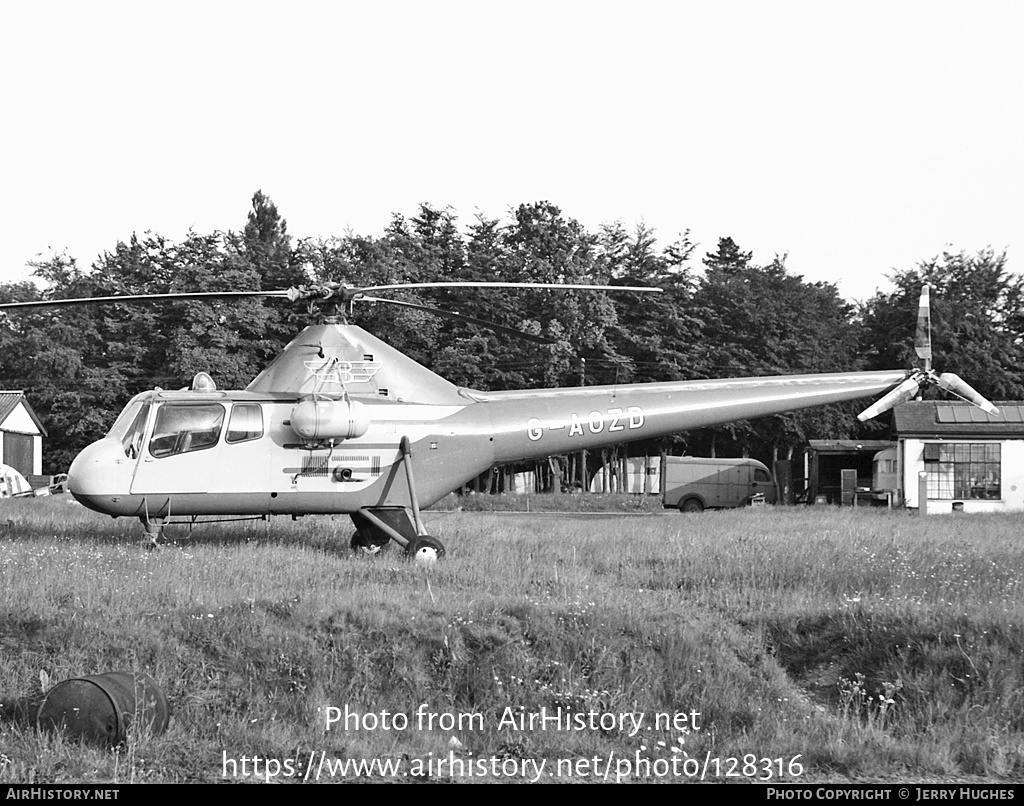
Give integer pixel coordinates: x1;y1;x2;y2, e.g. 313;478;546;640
2;432;33;476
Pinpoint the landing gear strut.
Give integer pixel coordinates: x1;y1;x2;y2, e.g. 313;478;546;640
348;435;446;560
349;508;446;560
140;512;168;548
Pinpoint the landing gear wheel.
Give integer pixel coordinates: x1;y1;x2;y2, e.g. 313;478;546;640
350;530;389;556
405;535;446;564
680;498;704;513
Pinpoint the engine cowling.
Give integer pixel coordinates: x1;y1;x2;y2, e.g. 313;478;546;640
290;398;370;440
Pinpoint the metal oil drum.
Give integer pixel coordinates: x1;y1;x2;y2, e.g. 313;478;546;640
37;671;170;745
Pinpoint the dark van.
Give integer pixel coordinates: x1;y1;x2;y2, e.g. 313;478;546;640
662;457;776;512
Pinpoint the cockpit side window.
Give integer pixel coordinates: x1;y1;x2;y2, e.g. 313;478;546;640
149;403;225;458
226;403;263;444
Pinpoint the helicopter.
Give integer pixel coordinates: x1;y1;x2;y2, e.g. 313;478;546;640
0;281;996;561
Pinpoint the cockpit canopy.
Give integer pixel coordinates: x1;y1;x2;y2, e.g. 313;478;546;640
106;395;264;459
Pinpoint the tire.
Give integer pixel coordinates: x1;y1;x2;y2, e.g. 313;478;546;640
350;530;389;556
405;535;446;563
680;497;705;513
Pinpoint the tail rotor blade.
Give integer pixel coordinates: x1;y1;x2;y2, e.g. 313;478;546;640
936;373;999;415
857;375;922;422
914;285;932;371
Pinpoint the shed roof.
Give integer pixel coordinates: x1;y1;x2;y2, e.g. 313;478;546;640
893;400;1024;437
0;391;48;436
807;440;895;453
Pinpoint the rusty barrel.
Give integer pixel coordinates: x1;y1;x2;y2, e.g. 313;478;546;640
37;672;170;745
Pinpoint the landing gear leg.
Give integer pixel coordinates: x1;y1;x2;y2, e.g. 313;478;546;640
351;507;447;559
348;436;446;560
399;436;445;561
140;516;167;548
399;436;428;536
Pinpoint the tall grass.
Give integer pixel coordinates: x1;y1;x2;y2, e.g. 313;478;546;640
1;497;1022;783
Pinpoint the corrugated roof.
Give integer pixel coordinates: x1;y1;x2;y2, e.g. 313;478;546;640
0;391;47;436
0;392;20;424
894;400;1024;436
935;404;1024;424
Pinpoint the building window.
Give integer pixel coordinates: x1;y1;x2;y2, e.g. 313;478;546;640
923;443;1001;500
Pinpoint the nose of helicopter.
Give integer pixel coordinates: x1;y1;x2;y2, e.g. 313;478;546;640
68;438;133;511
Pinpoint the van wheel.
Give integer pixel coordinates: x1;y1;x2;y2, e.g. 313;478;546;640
680;498;704;513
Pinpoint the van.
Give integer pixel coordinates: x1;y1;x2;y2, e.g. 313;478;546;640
662;457;776;512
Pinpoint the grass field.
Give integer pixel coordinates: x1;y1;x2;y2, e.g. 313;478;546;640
1;495;1022;784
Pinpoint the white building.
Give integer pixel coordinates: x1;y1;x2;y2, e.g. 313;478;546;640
0;391;47;478
894;400;1024;513
588;457;661;494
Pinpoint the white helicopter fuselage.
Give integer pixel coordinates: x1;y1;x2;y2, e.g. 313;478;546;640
66;325;910;521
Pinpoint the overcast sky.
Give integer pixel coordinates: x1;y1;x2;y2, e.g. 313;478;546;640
2;1;1021;303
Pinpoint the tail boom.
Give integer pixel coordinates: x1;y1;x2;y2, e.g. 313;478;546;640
477;370;910;463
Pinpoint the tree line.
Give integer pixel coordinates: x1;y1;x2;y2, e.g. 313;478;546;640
2;191;1023;478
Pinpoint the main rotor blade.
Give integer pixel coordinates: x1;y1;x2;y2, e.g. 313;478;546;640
0;290;289;310
0;282;662;312
356;281;662;294
354;295;555;344
914;284;932;371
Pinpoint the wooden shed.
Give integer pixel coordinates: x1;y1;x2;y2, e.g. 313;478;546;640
805;439;896;505
0;391;47;477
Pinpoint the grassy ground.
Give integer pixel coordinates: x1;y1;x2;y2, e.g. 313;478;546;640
1;495;1022;784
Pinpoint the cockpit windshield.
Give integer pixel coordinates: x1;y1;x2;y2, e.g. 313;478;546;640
106;396;148;443
106;396;151;459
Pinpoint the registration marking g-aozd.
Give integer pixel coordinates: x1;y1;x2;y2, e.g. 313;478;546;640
527;406;645;441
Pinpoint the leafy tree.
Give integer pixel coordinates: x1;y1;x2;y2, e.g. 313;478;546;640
430;212;528;390
158;232;272;389
860;248;1024;401
242;190;303;290
594;222;705;470
0;255;118;471
600;222;703;384
237;190;306;363
500;202;623;388
688;241;864;458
